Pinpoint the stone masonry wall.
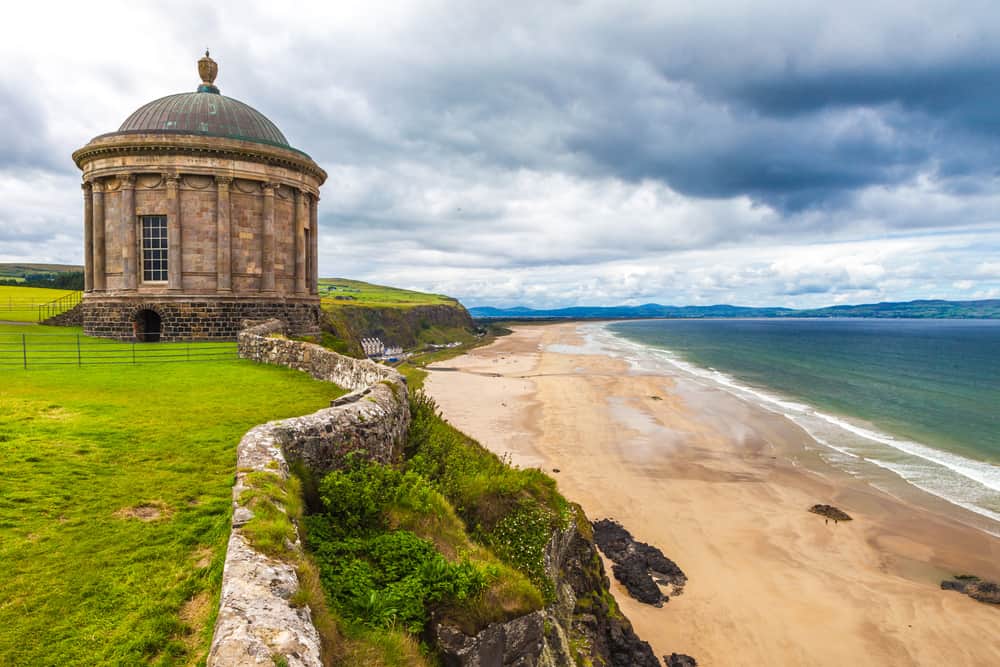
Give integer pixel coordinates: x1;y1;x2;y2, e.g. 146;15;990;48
208;319;409;667
82;298;321;341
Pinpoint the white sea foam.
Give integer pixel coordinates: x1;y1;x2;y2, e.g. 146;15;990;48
595;322;1000;531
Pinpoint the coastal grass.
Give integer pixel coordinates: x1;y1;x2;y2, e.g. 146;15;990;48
0;346;344;665
405;392;570;602
0;285;78;322
318;278;457;308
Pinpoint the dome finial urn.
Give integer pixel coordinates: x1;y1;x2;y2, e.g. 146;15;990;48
197;49;219;94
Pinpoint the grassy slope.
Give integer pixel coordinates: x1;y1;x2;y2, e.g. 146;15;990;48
0;285;79;322
318;278;476;357
318;278;457;308
0;323;345;666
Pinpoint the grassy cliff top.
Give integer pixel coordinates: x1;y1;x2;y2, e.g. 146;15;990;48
319;278;459;309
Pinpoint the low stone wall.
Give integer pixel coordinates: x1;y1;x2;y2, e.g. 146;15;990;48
237;318;398;392
208;319;409;667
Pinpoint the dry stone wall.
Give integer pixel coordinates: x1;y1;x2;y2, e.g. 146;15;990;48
208;319;409;667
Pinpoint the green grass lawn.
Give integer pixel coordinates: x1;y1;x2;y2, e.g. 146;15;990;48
0;285;79;322
319;278;457;308
0;324;345;666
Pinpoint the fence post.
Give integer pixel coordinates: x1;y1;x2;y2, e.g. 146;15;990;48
77;335;82;367
22;333;27;369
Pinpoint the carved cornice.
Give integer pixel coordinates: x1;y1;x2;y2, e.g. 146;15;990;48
72;132;327;184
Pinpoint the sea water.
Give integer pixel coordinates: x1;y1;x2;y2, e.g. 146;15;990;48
595;319;1000;530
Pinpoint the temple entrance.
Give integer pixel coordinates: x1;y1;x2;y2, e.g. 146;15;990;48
135;309;162;342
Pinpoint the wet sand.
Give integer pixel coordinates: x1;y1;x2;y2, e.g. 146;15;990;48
425;322;1000;666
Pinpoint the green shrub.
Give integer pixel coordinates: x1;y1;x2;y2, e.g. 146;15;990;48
405;391;569;599
307;459;493;635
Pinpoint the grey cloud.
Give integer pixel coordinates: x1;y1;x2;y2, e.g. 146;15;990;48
3;2;1000;308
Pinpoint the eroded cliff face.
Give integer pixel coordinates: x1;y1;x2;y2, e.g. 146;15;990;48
322;303;476;356
434;506;659;667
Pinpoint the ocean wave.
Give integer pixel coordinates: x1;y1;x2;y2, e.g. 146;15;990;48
596;323;1000;530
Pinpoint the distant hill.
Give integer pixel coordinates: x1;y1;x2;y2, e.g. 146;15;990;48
469;299;1000;320
0;263;83;280
0;263;84;290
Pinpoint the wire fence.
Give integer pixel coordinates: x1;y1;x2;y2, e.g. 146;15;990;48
0;332;238;368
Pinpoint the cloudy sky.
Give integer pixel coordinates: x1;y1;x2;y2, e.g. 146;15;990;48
2;1;1000;308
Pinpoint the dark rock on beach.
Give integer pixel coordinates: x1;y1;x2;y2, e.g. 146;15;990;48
809;504;852;521
593;518;686;607
665;653;699;667
941;575;1000;605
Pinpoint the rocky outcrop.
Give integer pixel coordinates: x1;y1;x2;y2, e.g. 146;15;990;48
809;504;852;522
593;519;686;607
434;509;660;667
209;319;409;666
664;654;698;667
941;575;1000;605
435;610;550;667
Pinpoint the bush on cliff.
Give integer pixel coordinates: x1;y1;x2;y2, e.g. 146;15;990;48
405;391;570;601
303;454;539;641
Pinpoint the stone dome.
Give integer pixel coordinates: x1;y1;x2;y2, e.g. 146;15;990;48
117;92;290;148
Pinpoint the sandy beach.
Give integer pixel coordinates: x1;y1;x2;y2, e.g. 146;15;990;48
425;322;1000;666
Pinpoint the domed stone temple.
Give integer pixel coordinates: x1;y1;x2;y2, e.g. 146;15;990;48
73;52;326;341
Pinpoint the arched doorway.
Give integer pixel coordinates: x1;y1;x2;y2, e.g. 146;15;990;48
135;309;162;342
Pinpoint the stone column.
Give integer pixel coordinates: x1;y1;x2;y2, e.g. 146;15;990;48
310;193;319;295
166;173;182;291
294;189;307;295
120;174;137;291
261;182;276;293
92;181;106;292
216;176;232;292
82;182;93;292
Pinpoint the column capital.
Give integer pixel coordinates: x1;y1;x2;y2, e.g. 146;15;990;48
120;174;136;188
262;181;280;194
91;180;104;193
163;172;181;187
215;175;233;187
81;181;93;193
